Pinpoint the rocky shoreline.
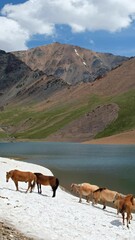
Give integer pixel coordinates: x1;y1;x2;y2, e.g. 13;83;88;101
0;221;34;240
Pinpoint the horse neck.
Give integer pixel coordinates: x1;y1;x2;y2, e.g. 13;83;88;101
9;170;14;179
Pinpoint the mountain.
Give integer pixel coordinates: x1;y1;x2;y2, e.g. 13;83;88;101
13;42;128;85
0;43;135;142
0;42;128;106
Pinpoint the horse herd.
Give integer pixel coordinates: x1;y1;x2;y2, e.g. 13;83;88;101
6;169;59;197
71;182;135;228
6;169;135;229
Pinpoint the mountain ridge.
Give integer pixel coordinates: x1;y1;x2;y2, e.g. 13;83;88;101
0;43;135;142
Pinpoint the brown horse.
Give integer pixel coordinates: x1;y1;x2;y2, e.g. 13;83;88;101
6;169;37;193
71;183;99;203
113;193;135;213
113;193;134;228
93;187;118;209
34;172;59;197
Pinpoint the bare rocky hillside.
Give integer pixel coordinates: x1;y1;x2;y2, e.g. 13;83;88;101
0;43;128;106
13;42;128;85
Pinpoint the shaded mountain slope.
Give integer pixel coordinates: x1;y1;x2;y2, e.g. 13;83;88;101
0;49;68;106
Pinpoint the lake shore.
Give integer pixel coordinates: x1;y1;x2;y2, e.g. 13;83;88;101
83;130;135;145
1;157;135;240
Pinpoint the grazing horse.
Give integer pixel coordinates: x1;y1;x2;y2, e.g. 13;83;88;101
34;172;59;197
6;169;37;193
71;183;99;203
93;187;118;209
113;194;134;228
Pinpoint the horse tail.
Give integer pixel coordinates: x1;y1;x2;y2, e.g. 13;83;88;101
56;178;59;189
52;178;59;198
31;175;37;191
120;203;126;214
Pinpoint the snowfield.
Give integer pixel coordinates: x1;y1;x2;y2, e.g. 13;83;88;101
0;157;135;240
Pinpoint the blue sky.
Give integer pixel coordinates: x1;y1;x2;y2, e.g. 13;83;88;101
0;0;135;57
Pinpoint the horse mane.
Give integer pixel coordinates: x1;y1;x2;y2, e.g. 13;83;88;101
8;170;14;176
94;187;106;193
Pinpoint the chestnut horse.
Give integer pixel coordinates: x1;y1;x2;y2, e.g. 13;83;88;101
34;172;59;197
113;193;134;228
6;169;37;193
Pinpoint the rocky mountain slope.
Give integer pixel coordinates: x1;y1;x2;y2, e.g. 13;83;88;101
13;42;128;85
0;43;134;142
0;42;128;106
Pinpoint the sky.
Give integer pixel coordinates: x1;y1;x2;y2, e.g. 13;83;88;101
0;156;135;240
0;0;135;56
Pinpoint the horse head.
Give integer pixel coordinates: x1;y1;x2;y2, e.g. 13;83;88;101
70;183;75;191
6;170;13;182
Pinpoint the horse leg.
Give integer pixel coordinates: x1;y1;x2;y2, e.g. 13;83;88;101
39;184;42;194
30;181;33;193
127;212;131;228
79;193;82;203
26;181;31;193
86;194;91;203
122;212;125;226
127;213;130;228
86;196;89;203
14;181;19;191
92;196;97;205
37;183;39;193
92;198;95;205
92;193;98;206
102;200;106;210
37;183;42;194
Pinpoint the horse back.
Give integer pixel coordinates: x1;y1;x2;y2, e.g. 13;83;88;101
101;189;117;202
12;170;34;182
34;172;57;186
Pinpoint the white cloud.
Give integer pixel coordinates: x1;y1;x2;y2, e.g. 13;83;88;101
0;16;29;52
0;0;135;51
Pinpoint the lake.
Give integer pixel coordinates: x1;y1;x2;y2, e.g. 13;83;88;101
0;142;135;195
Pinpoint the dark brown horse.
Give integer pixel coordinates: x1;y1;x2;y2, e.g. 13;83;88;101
34;172;59;197
6;169;37;193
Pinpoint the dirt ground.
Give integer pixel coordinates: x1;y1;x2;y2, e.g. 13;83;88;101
83;130;135;145
0;221;34;240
